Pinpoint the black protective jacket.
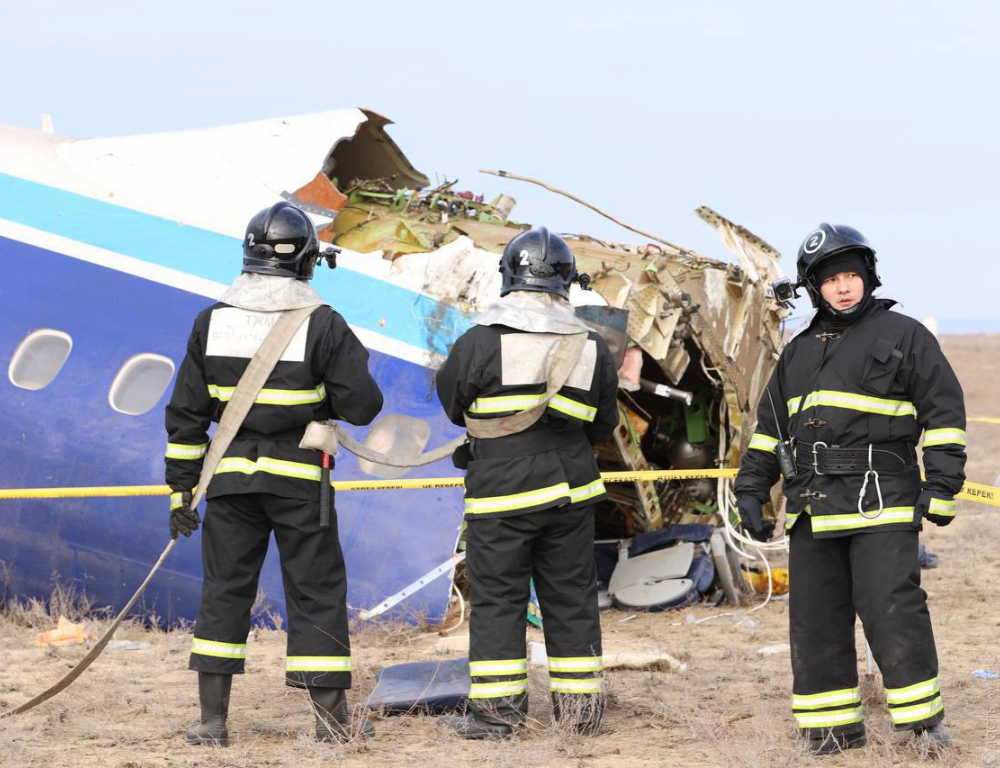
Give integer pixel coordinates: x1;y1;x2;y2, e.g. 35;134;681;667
436;324;619;519
735;299;966;538
165;303;383;501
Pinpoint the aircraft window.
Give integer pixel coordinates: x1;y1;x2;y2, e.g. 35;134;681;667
358;414;431;479
109;353;176;416
8;329;73;390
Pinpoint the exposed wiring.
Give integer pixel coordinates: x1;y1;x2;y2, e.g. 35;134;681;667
714;398;785;618
699;353;723;387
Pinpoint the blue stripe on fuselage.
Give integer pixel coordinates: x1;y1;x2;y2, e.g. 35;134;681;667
0;172;473;356
0;234;466;624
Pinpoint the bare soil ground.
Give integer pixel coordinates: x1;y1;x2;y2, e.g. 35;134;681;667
1;334;998;767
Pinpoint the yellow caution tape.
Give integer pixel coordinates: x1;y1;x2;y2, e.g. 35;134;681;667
969;417;1000;425
958;480;1000;508
1;468;997;507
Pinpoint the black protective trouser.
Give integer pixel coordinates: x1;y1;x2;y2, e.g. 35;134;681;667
789;514;942;737
465;504;603;726
189;493;352;689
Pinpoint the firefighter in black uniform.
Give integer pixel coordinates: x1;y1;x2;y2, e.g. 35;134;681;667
735;223;965;754
165;202;383;747
435;228;619;739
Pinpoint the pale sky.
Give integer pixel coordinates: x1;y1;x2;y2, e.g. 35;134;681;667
1;1;997;331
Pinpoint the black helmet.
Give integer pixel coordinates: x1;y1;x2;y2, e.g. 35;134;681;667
242;202;322;280
499;227;580;299
796;223;881;304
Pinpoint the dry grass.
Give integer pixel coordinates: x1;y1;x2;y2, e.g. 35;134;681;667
0;334;997;766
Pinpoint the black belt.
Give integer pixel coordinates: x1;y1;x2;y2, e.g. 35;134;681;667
470;427;587;460
794;441;913;475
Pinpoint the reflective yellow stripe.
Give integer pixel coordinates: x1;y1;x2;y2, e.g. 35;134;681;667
215;456;322;481
809;507;914;533
469;393;596;422
923;428;967;447
889;695;943;724
548;656;603;673
207;383;326;405
550;677;604;694
928;498;956;517
549;394;597;422
748;433;779;453
787;390;916;418
886;677;940;705
465;479;604;515
792;687;861;711
165;442;208;460
469;659;528;676
794;706;864;729
468;679;529;699
468;394;545;413
285;656;351;672
191;637;247;659
569;479;606;504
170;492;185;509
785;510;802;529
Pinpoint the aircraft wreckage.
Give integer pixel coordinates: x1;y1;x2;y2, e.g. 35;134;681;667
0;108;786;623
287;135;787;540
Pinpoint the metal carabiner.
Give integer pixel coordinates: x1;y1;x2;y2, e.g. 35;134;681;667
858;444;883;519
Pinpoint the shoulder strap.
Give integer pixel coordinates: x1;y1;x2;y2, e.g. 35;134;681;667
463;330;589;439
189;304;322;509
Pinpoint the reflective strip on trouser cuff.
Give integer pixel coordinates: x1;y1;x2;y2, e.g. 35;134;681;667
208;383;326;405
793;706;864;729
886;676;940;705
170;492;186;509
191;637;248;659
469;659;528;676
928;497;956;517
165;442;208;460
469;679;529;699
286;656;351;672
890;695;943;725
548;656;603;674
748;433;779;453
923;428;967;447
792;687;861;711
809;508;915;533
215;456;322;482
465;479;605;515
550;677;603;694
787;390;916;418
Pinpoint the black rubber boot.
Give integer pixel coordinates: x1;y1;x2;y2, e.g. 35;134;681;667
438;713;514;740
915;722;952;748
185;673;231;747
808;728;867;755
309;687;375;743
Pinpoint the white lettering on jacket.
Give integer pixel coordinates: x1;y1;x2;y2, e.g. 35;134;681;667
500;333;597;390
205;308;309;361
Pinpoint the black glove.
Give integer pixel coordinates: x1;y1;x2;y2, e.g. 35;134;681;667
169;490;201;539
913;489;955;527
736;496;775;542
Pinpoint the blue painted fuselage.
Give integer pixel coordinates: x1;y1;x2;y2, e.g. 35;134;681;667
0;173;473;625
